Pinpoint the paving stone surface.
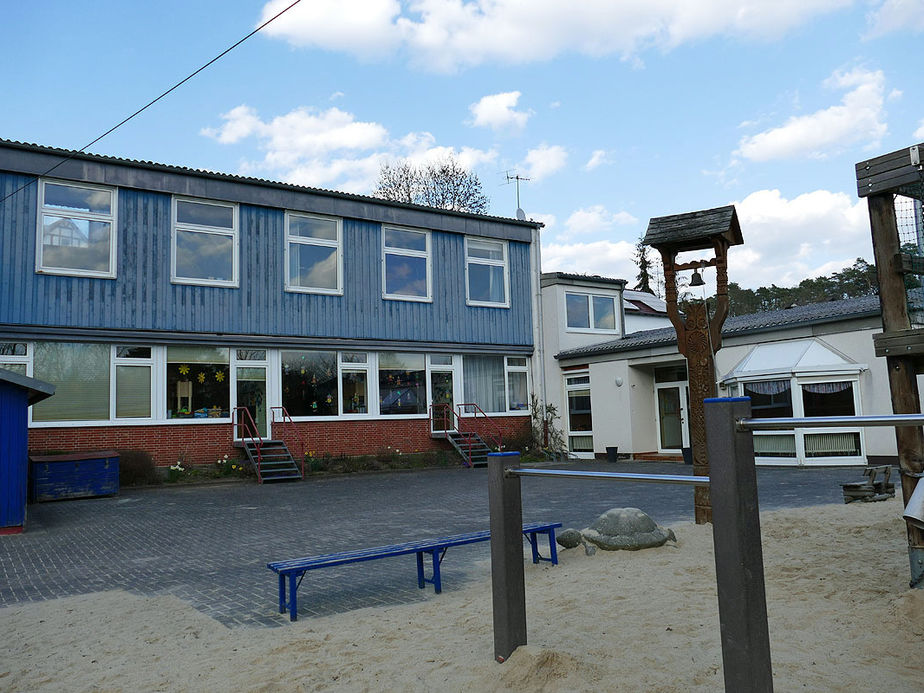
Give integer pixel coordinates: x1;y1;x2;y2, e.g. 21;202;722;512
0;460;862;628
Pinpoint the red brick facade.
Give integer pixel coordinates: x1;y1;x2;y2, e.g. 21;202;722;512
27;415;531;466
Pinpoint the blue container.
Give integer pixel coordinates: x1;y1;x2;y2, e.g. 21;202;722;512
29;451;120;502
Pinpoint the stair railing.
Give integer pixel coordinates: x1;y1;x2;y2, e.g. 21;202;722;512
270;406;305;477
232;406;264;483
457;402;504;452
429;404;475;466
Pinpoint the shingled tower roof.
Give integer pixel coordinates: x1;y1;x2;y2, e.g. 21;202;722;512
643;204;743;252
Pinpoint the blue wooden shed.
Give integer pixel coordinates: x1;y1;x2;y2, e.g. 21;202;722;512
0;370;54;533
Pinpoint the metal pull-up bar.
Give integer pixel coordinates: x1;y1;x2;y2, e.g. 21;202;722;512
488;397;773;692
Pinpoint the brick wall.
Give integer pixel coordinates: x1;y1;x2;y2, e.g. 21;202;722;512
28;415;531;466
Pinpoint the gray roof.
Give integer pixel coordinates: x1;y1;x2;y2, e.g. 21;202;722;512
0;138;541;231
643;205;743;251
540;272;627;287
0;369;55;405
557;295;882;360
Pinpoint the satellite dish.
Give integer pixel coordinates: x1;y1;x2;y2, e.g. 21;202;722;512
516;208;526;221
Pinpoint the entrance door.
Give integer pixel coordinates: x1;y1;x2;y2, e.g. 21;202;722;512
656;385;688;451
430;371;455;432
237;366;268;438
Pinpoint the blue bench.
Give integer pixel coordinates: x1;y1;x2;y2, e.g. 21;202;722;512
267;521;562;621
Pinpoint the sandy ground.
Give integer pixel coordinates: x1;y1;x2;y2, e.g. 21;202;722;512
1;499;922;692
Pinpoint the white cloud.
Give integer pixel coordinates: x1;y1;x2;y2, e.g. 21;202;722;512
329;91;345;101
730;188;872;288
915;119;924;139
541;239;637;280
260;0;851;72
259;0;402;58
736;68;888;161
202;104;495;194
584;150;610;171
469;91;531;130
563;205;637;238
865;0;924;38
520;143;568;180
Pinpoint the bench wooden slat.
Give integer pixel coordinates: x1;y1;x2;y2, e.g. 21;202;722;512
268;521;561;621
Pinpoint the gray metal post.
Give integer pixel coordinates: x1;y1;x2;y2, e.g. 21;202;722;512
704;397;774;693
488;451;526;663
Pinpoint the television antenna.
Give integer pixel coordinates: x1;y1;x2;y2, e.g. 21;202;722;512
504;172;530;220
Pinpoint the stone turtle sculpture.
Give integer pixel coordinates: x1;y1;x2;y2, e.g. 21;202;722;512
558;507;676;553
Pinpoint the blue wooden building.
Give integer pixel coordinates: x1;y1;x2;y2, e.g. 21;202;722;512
0;139;543;468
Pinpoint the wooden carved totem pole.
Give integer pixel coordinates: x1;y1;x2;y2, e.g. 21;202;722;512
643;206;743;524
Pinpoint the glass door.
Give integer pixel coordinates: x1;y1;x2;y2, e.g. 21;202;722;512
430;371;455;432
656;385;688;451
237;366;268;438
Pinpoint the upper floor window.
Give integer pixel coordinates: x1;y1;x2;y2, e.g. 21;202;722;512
465;238;509;307
37;180;117;278
383;227;430;301
172;198;238;287
286;212;342;294
565;292;618;332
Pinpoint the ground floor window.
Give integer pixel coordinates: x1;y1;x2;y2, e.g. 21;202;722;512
735;377;862;463
17;340;531;426
166;346;230;418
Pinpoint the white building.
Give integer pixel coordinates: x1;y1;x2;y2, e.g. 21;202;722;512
550;294;899;466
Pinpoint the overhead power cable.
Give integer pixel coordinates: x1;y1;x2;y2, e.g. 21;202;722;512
0;0;303;206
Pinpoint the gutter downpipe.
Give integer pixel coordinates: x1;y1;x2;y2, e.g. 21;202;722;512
530;225;548;425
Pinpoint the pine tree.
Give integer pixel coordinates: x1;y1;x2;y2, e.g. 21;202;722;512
634;237;654;294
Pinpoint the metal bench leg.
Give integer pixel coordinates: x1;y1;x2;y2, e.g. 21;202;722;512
527;533;540;563
288;573;299;621
278;573;286;614
431;549;442;593
416;551;425;589
547;528;559;565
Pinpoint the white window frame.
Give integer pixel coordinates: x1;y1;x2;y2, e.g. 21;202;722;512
465;237;509;308
284;211;343;295
504;356;530;412
0;342;31;375
564;291;619;334
339;351;373;417
171;196;239;288
36;179;118;279
382;226;432;302
564;371;594;457
111;345;154;421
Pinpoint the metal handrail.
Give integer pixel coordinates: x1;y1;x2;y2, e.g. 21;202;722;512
232;406;263;483
457;402;504;451
270;406;305;477
738;413;924;432
430;404;475;467
509;468;709;486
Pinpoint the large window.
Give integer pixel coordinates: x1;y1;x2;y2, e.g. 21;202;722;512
286;212;342;294
461;355;529;413
282;350;338;416
565;292;617;332
379;352;426;415
172;198;238;287
736;377;862;462
166;346;230;418
466;238;508;307
37;180;116;278
506;357;529;411
383;227;430;300
32;343;110;421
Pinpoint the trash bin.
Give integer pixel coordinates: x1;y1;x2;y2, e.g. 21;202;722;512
606;446;619;463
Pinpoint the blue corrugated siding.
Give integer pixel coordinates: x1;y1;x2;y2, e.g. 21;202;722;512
0;175;533;346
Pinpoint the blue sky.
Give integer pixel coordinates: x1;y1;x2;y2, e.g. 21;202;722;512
3;1;923;290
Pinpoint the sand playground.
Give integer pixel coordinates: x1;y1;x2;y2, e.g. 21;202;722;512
1;498;922;692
